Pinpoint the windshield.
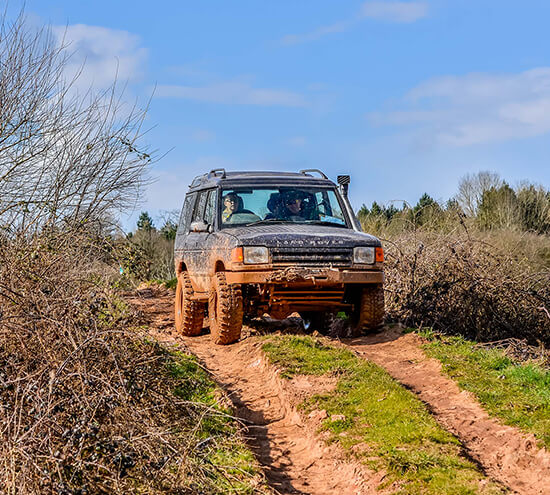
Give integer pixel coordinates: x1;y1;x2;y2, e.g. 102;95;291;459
220;187;349;228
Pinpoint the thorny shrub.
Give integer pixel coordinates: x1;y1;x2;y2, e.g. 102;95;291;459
0;230;260;494
383;230;550;345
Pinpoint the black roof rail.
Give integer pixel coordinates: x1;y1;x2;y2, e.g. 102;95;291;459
208;168;226;179
299;169;328;179
190;175;204;188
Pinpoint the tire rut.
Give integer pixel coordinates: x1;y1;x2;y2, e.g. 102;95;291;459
129;288;550;494
130;289;383;495
345;327;550;495
177;336;381;494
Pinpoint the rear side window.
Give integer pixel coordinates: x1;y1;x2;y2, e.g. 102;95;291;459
179;193;196;233
192;190;208;223
204;189;217;225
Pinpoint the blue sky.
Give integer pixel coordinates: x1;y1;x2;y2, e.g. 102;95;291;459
10;1;550;229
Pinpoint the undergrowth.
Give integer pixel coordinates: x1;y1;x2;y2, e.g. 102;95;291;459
0;231;265;494
383;230;550;345
262;335;505;495
418;329;550;449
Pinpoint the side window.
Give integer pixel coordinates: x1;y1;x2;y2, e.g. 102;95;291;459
204;189;216;225
179;193;196;233
315;191;333;217
192;190;208;223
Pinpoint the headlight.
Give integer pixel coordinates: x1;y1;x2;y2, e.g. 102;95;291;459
243;246;269;264
353;246;375;264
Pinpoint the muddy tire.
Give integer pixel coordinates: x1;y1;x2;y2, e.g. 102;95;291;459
174;272;205;336
300;311;334;334
350;284;385;336
209;272;243;345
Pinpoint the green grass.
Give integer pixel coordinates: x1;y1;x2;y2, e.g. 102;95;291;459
417;329;550;449
152;277;177;289
263;335;505;495
166;352;265;493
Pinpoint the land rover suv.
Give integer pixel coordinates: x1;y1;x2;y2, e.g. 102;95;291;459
174;169;384;344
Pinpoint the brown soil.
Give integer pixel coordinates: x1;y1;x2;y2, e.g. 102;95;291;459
346;327;550;495
129;287;385;494
129;287;550;495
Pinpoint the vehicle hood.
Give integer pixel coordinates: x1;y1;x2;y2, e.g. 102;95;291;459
223;224;381;248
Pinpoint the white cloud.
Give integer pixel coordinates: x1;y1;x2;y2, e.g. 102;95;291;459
155;81;307;107
190;129;215;142
368;68;550;146
287;136;307;146
281;21;351;46
52;24;147;92
361;1;428;23
281;1;427;46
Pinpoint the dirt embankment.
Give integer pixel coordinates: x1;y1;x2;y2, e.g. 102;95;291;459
129;288;550;495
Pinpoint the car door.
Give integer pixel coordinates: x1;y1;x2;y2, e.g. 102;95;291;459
186;189;216;292
174;192;197;272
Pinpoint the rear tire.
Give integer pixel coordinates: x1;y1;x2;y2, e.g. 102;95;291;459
300;311;334;334
350;284;385;336
209;272;243;345
175;272;205;336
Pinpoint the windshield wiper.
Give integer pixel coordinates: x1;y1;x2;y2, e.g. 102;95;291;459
304;220;348;228
244;218;289;226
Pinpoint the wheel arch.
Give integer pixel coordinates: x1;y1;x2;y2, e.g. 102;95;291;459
176;261;187;275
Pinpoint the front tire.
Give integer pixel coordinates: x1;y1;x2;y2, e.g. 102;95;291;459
350;284;385;336
175;272;205;336
208;272;243;345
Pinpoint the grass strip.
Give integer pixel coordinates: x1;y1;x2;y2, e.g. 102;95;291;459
166;350;266;494
417;329;550;449
263;335;505;495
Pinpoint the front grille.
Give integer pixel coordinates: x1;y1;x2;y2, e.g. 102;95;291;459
270;247;352;267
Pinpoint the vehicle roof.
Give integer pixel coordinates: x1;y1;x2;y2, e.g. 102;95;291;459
188;169;336;191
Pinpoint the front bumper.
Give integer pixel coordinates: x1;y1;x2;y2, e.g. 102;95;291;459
225;267;384;285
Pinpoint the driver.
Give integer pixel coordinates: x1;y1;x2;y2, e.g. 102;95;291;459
282;190;306;221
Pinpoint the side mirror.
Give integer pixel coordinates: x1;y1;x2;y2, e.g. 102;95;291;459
190;220;210;233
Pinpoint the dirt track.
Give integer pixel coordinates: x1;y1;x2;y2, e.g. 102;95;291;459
129;288;550;495
347;330;550;495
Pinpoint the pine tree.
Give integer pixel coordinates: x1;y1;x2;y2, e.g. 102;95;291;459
137;211;154;232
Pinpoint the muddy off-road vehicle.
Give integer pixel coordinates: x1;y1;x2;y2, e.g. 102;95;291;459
174;169;384;344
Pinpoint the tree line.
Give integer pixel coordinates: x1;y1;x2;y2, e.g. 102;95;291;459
358;171;550;235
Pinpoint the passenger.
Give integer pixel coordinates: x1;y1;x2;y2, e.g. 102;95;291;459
222;192;259;224
264;192;282;220
222;193;241;223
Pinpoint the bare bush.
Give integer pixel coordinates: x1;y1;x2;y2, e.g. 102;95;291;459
359;182;550;344
384;229;550;344
0;13;263;494
0;232;260;493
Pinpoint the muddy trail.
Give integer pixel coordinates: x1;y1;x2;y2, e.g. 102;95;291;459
128;287;550;495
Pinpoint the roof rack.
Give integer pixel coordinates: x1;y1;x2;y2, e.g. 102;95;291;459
299;169;328;179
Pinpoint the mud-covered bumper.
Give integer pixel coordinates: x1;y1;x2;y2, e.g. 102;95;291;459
225;267;384;285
